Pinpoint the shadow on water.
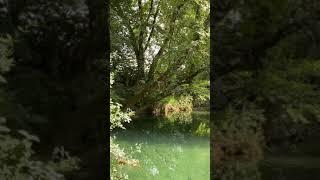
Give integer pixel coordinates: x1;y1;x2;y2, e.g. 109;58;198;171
216;153;320;180
260;155;320;180
113;111;210;180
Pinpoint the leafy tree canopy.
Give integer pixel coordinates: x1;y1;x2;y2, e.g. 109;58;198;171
110;0;210;111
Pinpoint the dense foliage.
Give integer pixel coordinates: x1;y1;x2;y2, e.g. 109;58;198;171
0;36;80;180
110;75;139;180
109;0;210;179
213;0;320;177
110;0;210;112
0;0;107;179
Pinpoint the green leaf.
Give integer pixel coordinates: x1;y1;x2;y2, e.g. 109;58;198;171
0;117;6;124
0;125;10;133
0;75;7;84
18;130;40;143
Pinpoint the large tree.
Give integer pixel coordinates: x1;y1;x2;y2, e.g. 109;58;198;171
110;0;210;110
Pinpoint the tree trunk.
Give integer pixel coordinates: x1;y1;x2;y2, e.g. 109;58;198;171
136;52;145;80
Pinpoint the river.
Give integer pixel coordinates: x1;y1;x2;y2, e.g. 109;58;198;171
113;111;320;180
114;111;210;180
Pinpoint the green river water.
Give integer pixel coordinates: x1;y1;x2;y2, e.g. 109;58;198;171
114;111;210;180
113;111;320;180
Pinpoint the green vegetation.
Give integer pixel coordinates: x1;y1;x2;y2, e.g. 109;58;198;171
0;1;107;179
0;37;79;180
214;0;320;179
110;75;138;180
0;119;79;180
110;0;210;179
110;0;210;112
153;95;193;116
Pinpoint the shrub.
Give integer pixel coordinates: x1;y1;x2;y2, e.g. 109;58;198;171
0;117;79;180
153;95;193;116
110;74;138;180
213;104;265;176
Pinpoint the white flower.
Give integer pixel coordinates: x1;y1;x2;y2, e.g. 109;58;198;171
150;166;159;176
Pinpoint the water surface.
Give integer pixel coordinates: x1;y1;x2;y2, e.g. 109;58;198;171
114;111;210;180
219;154;320;180
260;155;320;180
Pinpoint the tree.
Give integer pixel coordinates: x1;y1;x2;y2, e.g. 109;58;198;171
0;1;108;178
0;36;80;180
212;0;320;176
110;0;210;110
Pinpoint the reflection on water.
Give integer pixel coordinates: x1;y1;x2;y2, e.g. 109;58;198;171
113;111;210;180
260;156;320;180
216;156;320;180
213;161;262;180
114;111;320;180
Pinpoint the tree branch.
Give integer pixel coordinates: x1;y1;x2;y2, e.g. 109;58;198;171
146;0;154;24
138;0;144;52
124;47;191;109
143;1;160;52
112;6;139;56
147;1;186;82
